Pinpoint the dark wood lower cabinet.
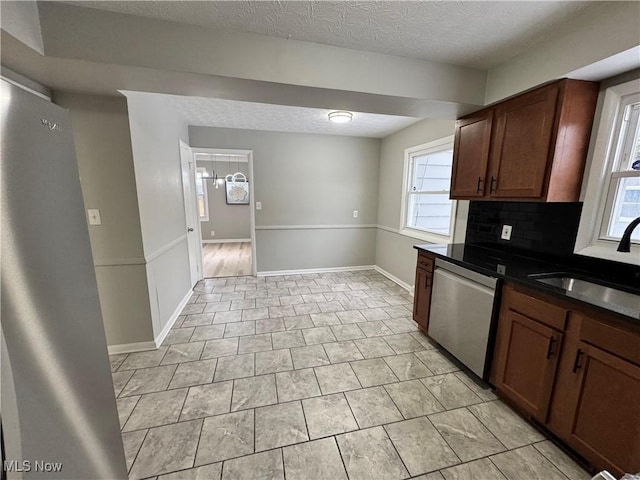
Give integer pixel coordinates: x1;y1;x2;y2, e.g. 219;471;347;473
494;310;562;422
564;342;640;477
413;252;435;332
413;267;432;331
492;283;640;477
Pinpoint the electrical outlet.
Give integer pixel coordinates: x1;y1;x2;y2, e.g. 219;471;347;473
501;224;512;240
353;210;359;218
256;201;262;210
211;231;215;237
87;209;101;225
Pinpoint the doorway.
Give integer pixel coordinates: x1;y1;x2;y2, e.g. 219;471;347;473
192;148;256;278
179;140;204;287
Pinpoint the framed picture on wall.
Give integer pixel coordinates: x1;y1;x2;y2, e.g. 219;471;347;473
225;180;250;205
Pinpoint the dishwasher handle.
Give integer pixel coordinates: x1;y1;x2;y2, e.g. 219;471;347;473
434;259;498;290
433;268;496;297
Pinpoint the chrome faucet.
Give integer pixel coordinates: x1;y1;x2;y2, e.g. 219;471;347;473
616;216;640;252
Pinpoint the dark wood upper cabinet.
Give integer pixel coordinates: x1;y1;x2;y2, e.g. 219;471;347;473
451;111;493;198
489;85;559;198
451;79;599;202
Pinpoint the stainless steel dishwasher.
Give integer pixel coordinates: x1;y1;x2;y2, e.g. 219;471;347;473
428;258;500;380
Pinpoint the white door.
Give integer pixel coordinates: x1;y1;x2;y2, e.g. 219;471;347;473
179;140;203;287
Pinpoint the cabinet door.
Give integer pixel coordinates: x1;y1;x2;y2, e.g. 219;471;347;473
565;342;640;477
413;267;432;331
450;111;493;198
489;84;560;199
494;310;563;422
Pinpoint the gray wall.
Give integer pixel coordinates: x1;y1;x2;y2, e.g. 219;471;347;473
197;160;251;241
54;92;154;347
485;3;640;103
125;92;192;340
189;127;380;272
375;118;468;287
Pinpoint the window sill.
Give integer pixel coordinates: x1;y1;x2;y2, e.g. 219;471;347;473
574;244;640;266
399;228;452;245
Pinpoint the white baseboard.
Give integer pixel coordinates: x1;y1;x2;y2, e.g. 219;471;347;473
373;265;414;294
107;289;193;355
257;265;375;277
107;340;157;355
202;238;251;244
154;289;194;348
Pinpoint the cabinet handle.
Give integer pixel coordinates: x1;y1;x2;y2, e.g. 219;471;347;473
476;176;483;193
572;349;584;373
546;337;556;359
425;275;430;289
490;176;497;193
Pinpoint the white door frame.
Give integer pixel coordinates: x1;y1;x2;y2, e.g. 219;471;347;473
179;140;204;286
191;147;257;277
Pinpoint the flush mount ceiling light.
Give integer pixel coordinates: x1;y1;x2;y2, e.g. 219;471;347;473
328;111;353;124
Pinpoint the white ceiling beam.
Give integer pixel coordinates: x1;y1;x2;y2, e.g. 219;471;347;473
0;30;479;119
35;2;486;108
0;0;43;54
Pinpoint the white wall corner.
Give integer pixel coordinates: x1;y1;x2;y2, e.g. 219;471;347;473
373;265;414;295
154;288;194;348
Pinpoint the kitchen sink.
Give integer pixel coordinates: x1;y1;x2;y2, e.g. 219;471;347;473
528;273;640;317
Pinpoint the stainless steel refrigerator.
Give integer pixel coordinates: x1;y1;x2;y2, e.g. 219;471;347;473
1;79;128;479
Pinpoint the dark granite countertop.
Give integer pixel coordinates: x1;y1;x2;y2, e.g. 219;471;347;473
414;243;640;321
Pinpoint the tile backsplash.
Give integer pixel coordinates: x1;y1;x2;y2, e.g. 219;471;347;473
465;201;583;257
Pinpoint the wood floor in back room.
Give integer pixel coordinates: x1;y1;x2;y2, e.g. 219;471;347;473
202;242;252;278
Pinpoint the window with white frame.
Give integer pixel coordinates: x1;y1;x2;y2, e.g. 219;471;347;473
195;167;209;222
600;93;640;242
401;137;456;240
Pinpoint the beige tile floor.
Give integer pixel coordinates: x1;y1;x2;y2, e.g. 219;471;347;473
110;270;592;480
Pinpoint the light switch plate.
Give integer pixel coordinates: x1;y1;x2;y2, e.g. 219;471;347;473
353;210;359;218
87;209;101;225
256;201;262;210
501;224;512;240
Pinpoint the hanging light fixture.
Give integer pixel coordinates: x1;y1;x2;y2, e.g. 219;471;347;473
328;111;353;123
225;155;248;184
200;167;218;185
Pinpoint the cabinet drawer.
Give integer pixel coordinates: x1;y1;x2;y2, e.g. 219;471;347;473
417;253;435;271
509;288;568;331
579;315;640;366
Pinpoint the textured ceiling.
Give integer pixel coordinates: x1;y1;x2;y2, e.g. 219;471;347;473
160;93;420;138
64;1;601;69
